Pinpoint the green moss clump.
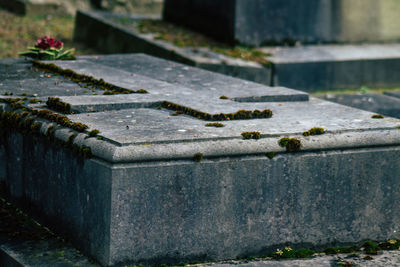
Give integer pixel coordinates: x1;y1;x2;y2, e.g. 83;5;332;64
363;241;379;255
80;146;92;158
71;122;88;132
241;131;261;140
371;114;384;119
205;122;225;127
87;129;100;137
46;97;71;114
303;127;325;136
219;95;229;100
266;152;275;159
193;153;203;162
279;137;301;152
136;89;148;94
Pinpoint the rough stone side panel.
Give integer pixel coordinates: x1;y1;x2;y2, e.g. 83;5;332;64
108;147;400;265
2;132;113;266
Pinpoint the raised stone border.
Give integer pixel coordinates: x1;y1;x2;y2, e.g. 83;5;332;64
74;10;400;91
2;55;400;266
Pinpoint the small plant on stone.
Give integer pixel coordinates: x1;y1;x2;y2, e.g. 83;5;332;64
19;36;75;60
270;247;315;259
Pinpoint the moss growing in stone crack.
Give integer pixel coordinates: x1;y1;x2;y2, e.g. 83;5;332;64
241;131;261;140
32;61;148;95
219;95;229;100
303;127;325;136
162;101;272;121
136;89;149;94
279;137;301;152
193;153;203;162
205;122;225;127
46;97;71;114
371;114;384;119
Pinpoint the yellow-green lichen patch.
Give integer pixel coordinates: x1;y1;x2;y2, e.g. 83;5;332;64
241;131;261;140
205;122;225;127
303;127;325;136
135;19;271;66
46;97;71;114
193;153;203;162
162;101;272;121
219;95;229;100
371;114;384;119
279;137;301;152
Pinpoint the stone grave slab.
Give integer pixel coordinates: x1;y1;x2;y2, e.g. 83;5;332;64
2;55;400;266
74;10;400;91
163;0;400;46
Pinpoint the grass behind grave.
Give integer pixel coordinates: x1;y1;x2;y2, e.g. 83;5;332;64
0;9;98;59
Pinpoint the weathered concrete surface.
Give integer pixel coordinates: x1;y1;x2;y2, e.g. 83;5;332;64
163;0;400;46
73;11;400;90
2;55;400;266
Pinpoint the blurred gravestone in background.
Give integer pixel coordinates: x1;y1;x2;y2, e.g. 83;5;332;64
163;0;400;46
0;0;163;15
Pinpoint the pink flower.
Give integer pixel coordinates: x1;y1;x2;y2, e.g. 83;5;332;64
35;36;63;50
